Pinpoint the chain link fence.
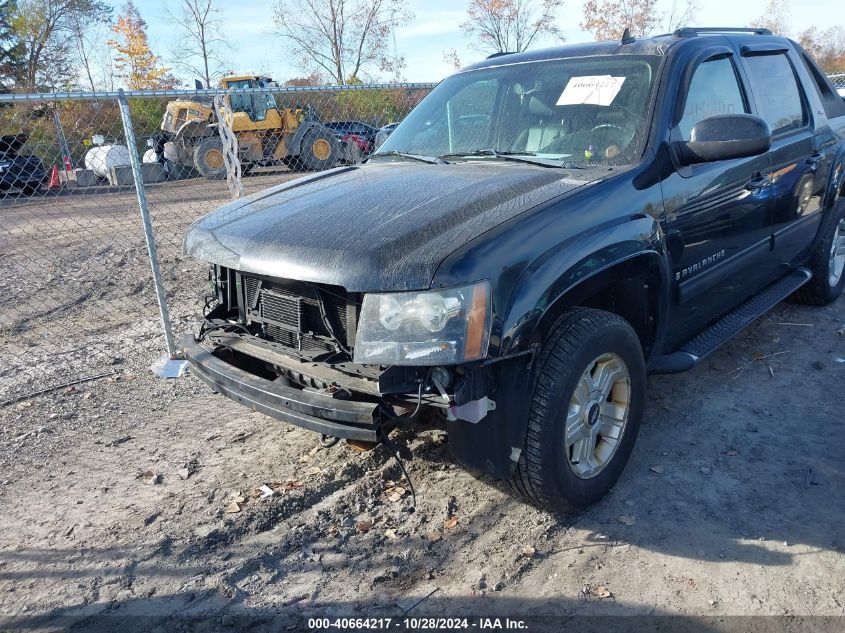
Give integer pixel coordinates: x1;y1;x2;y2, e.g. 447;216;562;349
0;83;435;402
2;73;845;402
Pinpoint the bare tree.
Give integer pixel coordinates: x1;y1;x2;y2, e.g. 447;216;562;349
10;0;111;89
799;26;845;72
581;0;697;41
581;0;660;40
167;0;226;87
751;0;790;35
664;0;697;31
68;5;112;91
273;0;412;84
461;0;564;55
442;48;462;71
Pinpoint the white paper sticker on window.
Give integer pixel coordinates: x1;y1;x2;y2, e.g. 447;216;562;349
557;75;626;106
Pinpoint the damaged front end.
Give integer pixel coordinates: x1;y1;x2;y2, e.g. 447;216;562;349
181;265;512;452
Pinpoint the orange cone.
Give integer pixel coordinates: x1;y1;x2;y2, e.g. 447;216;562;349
47;164;61;190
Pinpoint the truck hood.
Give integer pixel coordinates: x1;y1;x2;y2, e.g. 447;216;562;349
184;161;600;291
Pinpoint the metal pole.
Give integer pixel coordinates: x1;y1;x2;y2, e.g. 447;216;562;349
52;110;72;175
117;89;178;359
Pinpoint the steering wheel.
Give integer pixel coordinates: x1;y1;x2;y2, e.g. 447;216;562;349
589;123;625;134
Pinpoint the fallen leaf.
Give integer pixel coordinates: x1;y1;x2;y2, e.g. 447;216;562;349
298;454;312;464
593;586;613;599
443;517;459;529
618;515;636;526
140;470;160;485
649;465;664;474
305;466;322;476
230;493;246;504
427;531;442;542
274;479;303;493
384;528;398;539
356;519;374;533
752;351;764;360
521;546;536;559
386;485;407;502
224;501;241;513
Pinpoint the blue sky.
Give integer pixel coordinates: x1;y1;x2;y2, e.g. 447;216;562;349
127;0;841;84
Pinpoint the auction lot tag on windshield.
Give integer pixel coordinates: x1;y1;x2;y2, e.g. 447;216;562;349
557;75;626;106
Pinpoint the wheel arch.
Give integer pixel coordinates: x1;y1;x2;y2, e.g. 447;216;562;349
499;215;671;364
533;250;669;362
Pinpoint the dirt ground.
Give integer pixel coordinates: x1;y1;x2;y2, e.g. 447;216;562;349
1;171;844;632
1;299;844;631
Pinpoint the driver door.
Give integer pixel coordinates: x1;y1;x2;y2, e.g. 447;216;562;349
660;51;775;348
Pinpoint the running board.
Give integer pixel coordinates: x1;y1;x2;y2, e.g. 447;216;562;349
649;267;811;375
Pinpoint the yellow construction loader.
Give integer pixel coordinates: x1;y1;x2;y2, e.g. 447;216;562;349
157;75;339;179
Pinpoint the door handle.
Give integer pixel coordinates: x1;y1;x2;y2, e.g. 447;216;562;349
745;175;769;192
807;153;822;171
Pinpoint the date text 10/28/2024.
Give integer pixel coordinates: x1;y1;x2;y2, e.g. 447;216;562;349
308;618;529;630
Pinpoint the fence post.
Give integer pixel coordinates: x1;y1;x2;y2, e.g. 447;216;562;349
117;89;180;368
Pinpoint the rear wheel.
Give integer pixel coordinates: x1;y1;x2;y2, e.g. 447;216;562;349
193;137;226;180
510;308;646;513
294;127;338;171
792;200;845;305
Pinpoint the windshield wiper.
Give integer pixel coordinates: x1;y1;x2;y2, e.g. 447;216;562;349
439;149;584;169
369;151;445;164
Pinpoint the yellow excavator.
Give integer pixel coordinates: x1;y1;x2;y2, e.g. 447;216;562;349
157;75;339;179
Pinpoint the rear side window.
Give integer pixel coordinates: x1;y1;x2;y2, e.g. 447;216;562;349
799;51;845;119
744;54;807;134
678;57;748;140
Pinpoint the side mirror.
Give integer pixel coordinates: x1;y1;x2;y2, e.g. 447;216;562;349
675;114;771;165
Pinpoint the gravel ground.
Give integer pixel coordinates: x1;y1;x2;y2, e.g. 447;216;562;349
0;171;844;631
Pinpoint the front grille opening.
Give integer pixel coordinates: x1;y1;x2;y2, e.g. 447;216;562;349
239;273;360;361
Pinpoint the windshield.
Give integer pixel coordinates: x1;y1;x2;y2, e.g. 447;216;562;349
378;55;661;166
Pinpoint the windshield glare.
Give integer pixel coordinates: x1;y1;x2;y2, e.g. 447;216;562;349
379;55;661;165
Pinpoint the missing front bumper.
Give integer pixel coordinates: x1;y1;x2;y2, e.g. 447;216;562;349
180;335;382;442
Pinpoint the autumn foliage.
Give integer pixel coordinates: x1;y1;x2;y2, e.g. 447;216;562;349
107;1;177;90
461;0;564;54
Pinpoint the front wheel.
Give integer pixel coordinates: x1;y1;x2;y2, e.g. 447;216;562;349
193;137;227;180
510;308;646;513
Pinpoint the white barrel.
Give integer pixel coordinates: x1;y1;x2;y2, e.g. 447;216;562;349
142;148;159;163
84;144;132;178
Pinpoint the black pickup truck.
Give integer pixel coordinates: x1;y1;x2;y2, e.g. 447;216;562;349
181;27;845;512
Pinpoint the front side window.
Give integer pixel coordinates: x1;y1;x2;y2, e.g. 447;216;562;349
678;56;748;140
378;55;661;165
744;53;807;134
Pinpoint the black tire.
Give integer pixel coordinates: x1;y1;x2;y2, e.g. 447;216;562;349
294;126;339;171
510;308;646;513
192;137;227;180
792;199;845;306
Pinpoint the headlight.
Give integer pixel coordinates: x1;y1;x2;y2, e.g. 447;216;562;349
353;281;492;365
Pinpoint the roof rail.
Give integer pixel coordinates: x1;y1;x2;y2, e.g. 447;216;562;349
486;51;515;59
674;27;773;38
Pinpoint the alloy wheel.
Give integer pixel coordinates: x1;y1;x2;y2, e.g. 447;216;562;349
565;352;631;479
829;218;845;287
